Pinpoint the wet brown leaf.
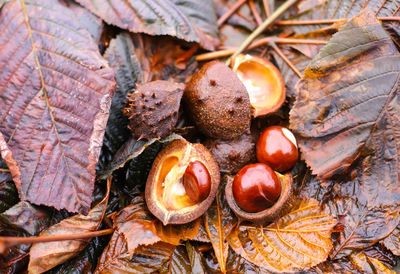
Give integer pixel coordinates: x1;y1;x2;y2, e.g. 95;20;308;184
290;10;400;196
95;230;175;273
329;197;399;259
159;245;192;274
204;190;236;273
0;181;19;213
382;224;400;256
0;0;115;213
114;195;200;254
28;181;110;273
76;0;219;50
227;199;337;273
348;251;395;273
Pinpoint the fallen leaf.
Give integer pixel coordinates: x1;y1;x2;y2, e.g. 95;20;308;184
0;181;19;213
114;194;200;254
329;197;399;259
159;245;192;274
382;224;400;256
76;0;219;50
204;190;236;273
28;179;110;273
348;251;395;273
227;199;337;273
290;10;400;190
186;242;207;274
0;0;116;213
95;230;175;273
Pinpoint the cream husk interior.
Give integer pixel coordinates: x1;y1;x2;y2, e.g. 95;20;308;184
157;143;198;210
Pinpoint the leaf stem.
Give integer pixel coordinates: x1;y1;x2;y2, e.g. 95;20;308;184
249;0;263;26
217;0;249;26
270;41;302;78
276;16;400;25
226;0;299;66
262;0;271;17
0;228;114;252
0;168;10;172
196;37;326;61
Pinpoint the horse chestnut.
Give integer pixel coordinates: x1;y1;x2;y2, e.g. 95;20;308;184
257;126;298;172
183;161;211;203
232;163;281;213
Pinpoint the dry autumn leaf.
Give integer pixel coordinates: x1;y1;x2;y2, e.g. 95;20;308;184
28;180;110;273
0;0;115;213
227;199;337;273
76;0;219;50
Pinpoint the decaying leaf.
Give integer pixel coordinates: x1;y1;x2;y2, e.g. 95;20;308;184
114;195;200;254
0;181;19;213
76;0;219;50
329;197;399;259
186;242;207;274
204;191;236;273
28;180;110;273
95;230;175;273
227;199;337;273
0;0;115;213
348;251;396;274
382;224;400;256
290;10;400;189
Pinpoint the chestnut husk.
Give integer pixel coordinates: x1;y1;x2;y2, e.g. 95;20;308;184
184;61;251;140
205;133;257;174
225;172;293;224
145;138;220;225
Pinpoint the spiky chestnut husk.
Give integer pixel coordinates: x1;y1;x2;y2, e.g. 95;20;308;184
123;81;184;140
184;61;252;140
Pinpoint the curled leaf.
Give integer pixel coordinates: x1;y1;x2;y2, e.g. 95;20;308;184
28;179;110;273
227;199;337;273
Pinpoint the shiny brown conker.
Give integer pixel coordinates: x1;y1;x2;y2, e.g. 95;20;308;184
256;126;298;172
232;163;281;213
183;161;211;203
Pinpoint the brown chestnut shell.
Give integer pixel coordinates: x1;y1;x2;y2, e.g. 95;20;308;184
184;61;251;140
205;133;257;174
145;138;220;225
232;54;285;117
225;172;293;224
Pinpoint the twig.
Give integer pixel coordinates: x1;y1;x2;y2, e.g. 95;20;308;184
376;0;387;15
276;16;400;25
0;169;10;172
249;0;263;26
196;37;327;61
263;0;270;17
0;228;114;252
218;0;248;26
392;6;400;16
270;42;302;78
227;0;299;66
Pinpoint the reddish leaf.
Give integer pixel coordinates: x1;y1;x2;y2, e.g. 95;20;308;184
95;230;175;273
76;0;219;50
0;0;115;213
114;195;200;254
383;225;400;256
28;180;110;273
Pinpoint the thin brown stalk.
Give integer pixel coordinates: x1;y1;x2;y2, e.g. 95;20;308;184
376;0;387;15
196;37;327;61
249;0;263;26
270;42;302;78
263;0;270;17
217;0;248;26
392;6;400;16
364;0;370;8
0;169;10;172
227;0;299;65
0;228;114;252
276;16;400;25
